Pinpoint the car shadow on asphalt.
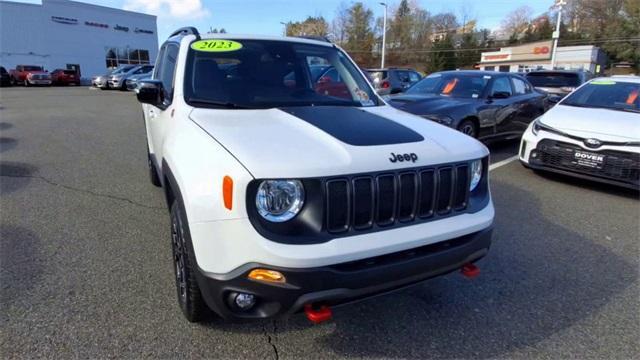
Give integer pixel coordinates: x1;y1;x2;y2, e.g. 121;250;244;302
200;179;636;358
0;161;38;194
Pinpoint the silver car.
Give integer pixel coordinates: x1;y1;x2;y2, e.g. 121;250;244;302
92;65;136;89
108;65;153;91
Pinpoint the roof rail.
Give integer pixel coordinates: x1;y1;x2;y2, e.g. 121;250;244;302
169;27;200;39
295;35;332;43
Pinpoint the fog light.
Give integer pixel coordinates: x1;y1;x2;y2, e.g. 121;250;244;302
531;151;538;158
234;293;256;310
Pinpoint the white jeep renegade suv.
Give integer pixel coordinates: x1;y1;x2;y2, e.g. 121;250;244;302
138;27;494;322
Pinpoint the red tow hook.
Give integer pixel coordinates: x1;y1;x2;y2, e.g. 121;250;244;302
304;304;332;324
461;262;480;279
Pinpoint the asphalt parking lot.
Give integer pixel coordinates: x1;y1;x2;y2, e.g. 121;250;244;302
1;86;638;358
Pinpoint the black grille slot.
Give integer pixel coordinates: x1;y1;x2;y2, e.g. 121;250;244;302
352;177;374;229
376;174;396;226
436;168;453;214
453;165;469;210
398;173;417;222
326;179;350;233
418;170;435;218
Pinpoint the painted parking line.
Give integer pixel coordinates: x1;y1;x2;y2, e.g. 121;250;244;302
489;155;519;172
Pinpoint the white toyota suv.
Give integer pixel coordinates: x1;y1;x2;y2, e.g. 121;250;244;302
138;27;494;323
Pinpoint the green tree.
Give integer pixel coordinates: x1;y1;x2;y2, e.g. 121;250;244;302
343;2;375;66
428;35;456;72
285;16;329;37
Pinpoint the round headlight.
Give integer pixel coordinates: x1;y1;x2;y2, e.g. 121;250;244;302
469;160;483;191
256;180;304;222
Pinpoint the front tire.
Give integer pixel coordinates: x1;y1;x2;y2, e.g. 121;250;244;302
170;201;208;322
457;119;477;138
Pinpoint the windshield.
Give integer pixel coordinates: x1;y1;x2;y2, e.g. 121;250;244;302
24;66;43;71
406;73;489;98
112;66;135;75
561;80;639;113
527;72;580;87
184;39;378;109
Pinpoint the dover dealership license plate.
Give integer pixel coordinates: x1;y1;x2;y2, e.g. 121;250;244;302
572;150;605;169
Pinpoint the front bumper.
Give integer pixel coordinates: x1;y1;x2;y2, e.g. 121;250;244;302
520;128;640;189
27;79;51;85
196;227;492;320
108;79;122;88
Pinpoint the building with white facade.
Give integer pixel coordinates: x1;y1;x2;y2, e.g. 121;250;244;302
479;40;607;75
0;0;158;83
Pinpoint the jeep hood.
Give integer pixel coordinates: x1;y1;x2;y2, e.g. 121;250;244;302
541;104;640;142
189;105;488;179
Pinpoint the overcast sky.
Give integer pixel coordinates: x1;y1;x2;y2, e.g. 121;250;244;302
13;0;556;40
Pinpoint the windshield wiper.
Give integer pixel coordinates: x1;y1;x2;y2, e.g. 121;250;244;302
187;98;248;109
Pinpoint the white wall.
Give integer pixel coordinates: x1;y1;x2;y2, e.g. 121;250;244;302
0;0;158;82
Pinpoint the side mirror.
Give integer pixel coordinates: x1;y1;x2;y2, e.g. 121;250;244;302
136;80;164;107
491;91;511;99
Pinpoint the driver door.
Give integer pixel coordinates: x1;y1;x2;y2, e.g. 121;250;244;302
479;76;516;137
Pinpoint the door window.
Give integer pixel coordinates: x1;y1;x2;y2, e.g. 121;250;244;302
490;77;512;97
511;77;529;95
159;44;179;103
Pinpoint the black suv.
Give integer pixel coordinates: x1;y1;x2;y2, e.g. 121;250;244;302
525;70;592;97
0;66;10;87
366;68;422;95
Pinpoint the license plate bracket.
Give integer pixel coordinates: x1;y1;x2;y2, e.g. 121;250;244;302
572;150;605;169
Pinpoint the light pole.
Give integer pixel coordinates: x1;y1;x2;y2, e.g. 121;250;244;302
550;0;567;69
280;22;287;37
380;2;387;68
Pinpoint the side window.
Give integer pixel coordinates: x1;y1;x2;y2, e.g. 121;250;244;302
490;77;512;96
511;77;528;95
153;46;165;81
409;72;421;83
159;44;179;103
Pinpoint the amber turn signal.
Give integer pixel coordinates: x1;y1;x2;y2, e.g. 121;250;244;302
223;176;233;210
248;269;286;284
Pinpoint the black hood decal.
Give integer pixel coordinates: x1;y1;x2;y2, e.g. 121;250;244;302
279;106;424;146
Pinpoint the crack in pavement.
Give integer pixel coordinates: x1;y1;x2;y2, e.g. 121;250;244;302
262;320;279;360
1;174;165;210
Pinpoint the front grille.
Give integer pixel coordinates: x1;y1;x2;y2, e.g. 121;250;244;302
325;163;470;234
534;139;640;183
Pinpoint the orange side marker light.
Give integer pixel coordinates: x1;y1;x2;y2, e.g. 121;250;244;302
223;176;233;210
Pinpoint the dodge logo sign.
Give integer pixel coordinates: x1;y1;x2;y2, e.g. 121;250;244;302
584;138;602;148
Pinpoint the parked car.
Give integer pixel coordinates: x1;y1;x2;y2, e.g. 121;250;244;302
366;68;422;95
520;77;639;190
387;71;546;140
51;69;80;86
9;65;51;86
92;65;136;89
125;71;153;91
109;64;154;90
137;28;494;323
0;66;11;87
525;70;592;97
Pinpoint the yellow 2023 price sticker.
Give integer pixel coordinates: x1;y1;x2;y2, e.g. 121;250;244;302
190;40;243;52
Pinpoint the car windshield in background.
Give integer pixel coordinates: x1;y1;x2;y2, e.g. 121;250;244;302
527;72;580;87
185;39;378;109
561;80;639;113
406;73;489;98
24;66;43;71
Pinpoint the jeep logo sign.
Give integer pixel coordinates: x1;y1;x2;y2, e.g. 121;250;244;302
389;152;418;163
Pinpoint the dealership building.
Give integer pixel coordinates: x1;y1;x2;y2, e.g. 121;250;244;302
478;40;607;74
0;0;158;83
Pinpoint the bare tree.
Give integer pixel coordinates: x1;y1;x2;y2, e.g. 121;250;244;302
501;5;533;38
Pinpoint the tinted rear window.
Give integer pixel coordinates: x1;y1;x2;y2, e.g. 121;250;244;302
526;72;580;87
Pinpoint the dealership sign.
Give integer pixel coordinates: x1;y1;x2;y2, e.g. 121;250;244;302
114;24;130;32
51;16;78;25
481;40;553;63
135;28;154;34
85;21;109;29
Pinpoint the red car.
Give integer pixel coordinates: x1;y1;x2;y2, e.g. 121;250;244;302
9;65;51;86
51;69;80;86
